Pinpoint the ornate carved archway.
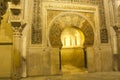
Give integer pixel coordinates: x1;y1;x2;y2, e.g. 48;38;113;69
48;12;94;48
48;13;95;73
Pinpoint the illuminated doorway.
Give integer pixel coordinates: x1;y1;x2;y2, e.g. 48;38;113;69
61;27;86;73
48;12;95;74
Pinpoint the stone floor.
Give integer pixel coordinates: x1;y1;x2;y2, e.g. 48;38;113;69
20;72;120;80
0;72;120;80
62;64;86;73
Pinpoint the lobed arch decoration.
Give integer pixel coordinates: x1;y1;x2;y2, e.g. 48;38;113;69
48;12;94;48
61;26;85;48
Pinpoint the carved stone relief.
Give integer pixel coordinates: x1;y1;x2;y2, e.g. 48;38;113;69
48;12;94;47
45;0;106;28
100;28;108;43
41;2;101;47
31;0;108;45
31;0;42;44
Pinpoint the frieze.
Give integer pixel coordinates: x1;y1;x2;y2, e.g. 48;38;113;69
43;2;97;11
47;10;95;27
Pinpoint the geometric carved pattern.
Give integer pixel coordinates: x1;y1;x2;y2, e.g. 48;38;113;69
100;28;108;43
32;0;107;44
80;20;94;46
47;0;108;43
49;13;94;47
74;0;107;43
48;0;106;28
31;0;42;44
49;23;62;48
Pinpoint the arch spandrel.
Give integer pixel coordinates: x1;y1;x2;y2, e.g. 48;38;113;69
49;13;94;48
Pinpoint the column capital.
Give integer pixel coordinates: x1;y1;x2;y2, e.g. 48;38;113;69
113;25;120;38
12;23;26;35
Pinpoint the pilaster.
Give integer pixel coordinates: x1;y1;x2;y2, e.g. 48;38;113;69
11;22;26;80
12;27;22;79
113;26;120;71
9;0;26;79
116;31;120;50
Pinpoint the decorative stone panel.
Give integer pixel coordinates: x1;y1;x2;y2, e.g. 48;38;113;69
49;13;94;47
42;0;108;43
100;28;108;43
31;0;108;45
31;0;42;44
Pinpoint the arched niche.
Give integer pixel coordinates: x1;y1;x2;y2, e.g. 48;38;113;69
48;12;95;73
48;12;94;48
60;27;86;72
61;27;85;48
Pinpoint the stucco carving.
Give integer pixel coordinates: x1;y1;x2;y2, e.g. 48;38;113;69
31;0;108;45
31;0;42;44
44;0;106;29
48;12;94;47
42;2;100;47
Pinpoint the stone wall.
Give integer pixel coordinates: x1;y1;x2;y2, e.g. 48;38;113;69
86;46;113;72
100;46;113;71
0;44;12;78
26;0;113;77
27;47;60;76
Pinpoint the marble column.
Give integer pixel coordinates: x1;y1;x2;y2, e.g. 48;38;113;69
12;28;22;79
9;0;26;79
113;26;120;71
11;24;26;80
116;31;120;71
